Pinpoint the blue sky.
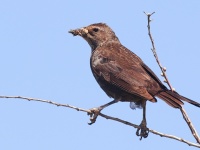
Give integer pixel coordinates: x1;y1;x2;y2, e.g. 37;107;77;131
0;0;200;149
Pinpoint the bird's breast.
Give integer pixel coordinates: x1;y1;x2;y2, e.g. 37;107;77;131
91;49;107;67
92;55;102;68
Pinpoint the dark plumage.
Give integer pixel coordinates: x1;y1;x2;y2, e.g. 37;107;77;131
69;23;200;139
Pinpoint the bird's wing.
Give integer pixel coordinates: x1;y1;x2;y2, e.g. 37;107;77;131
91;44;158;100
140;63;166;89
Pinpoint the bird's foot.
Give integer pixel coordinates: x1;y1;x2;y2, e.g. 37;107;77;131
87;107;102;125
136;120;149;140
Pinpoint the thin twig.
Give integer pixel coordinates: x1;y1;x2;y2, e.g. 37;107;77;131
180;107;200;143
144;12;200;144
100;113;200;148
1;95;200;148
143;12;174;91
0;95;91;113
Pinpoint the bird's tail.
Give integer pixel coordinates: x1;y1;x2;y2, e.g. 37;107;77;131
156;90;200;108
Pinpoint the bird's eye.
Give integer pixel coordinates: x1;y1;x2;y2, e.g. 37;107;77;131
93;28;99;32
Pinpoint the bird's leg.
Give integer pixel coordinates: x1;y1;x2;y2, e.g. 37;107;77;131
88;99;119;125
136;100;149;140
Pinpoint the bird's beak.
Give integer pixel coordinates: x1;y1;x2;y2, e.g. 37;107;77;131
68;28;88;36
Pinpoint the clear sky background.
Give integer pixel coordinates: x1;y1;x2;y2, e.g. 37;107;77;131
0;0;200;149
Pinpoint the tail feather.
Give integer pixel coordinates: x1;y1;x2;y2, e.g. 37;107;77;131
166;90;200;108
157;94;181;108
156;90;200;108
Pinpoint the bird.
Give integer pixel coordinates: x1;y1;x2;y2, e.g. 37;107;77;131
69;23;200;139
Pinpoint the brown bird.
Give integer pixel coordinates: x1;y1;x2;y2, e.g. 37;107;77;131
69;23;200;139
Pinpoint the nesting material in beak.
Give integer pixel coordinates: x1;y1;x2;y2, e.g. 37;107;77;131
69;28;88;36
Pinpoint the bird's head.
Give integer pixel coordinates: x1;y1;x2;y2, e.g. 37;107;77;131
69;23;119;50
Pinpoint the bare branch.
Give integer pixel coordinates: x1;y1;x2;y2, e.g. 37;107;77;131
0;95;90;113
144;12;200;144
100;113;200;148
180;107;200;143
1;95;200;148
143;11;174;91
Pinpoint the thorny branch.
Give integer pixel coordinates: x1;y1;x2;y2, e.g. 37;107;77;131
144;12;200;144
0;95;200;148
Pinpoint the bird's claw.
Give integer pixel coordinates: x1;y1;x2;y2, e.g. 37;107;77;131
87;107;102;125
136;123;149;140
